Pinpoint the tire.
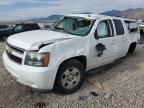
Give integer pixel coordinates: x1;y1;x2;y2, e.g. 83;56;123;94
128;43;137;54
2;36;8;42
140;30;144;35
54;59;85;94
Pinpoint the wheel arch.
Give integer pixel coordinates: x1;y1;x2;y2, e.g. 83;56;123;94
128;42;137;54
53;55;87;85
53;56;87;93
58;55;87;71
130;42;137;47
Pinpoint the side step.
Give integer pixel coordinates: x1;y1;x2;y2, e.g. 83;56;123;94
86;57;125;75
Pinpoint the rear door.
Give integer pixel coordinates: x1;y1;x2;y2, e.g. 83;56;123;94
89;19;118;69
113;19;129;58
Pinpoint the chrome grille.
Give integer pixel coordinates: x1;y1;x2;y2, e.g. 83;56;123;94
6;43;24;54
6;50;22;64
6;43;25;64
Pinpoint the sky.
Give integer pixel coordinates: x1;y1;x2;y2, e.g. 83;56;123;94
0;0;144;21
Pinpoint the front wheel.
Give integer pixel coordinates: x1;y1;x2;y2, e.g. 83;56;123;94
54;59;85;94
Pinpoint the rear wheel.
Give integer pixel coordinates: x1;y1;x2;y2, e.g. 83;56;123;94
140;30;144;35
127;43;137;54
54;59;85;94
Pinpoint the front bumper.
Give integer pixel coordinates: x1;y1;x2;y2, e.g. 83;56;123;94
3;51;57;90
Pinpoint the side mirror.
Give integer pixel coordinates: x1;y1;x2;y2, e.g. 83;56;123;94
94;30;99;40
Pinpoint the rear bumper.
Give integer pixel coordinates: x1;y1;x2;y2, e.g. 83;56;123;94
3;51;57;90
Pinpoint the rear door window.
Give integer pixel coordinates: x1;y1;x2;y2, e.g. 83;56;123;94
113;19;124;35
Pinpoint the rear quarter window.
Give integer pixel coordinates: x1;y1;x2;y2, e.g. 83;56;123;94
124;21;138;33
113;19;125;35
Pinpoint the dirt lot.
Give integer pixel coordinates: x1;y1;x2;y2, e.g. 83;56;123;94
1;42;144;108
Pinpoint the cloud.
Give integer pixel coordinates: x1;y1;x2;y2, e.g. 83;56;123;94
0;0;58;5
0;0;144;21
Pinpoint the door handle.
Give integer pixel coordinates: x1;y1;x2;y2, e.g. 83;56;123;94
122;39;127;41
122;37;127;41
111;41;116;45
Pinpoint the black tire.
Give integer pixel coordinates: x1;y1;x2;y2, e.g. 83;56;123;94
54;59;85;94
2;36;8;42
140;30;144;35
128;43;137;54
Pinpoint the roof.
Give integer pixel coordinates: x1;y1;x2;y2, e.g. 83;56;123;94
65;13;136;21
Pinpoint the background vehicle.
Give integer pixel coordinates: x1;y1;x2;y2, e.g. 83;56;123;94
138;20;144;43
140;24;144;35
0;23;41;42
0;25;10;31
3;14;140;94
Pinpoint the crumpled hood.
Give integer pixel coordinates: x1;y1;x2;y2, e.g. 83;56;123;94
7;30;76;50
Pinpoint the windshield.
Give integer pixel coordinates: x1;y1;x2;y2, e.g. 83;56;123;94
51;17;94;36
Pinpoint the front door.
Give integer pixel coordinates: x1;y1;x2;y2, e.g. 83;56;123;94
89;19;117;69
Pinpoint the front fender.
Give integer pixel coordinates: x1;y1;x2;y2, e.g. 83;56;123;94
39;36;90;72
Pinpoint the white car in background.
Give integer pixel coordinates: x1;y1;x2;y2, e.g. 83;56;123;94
139;24;144;35
3;14;140;94
138;20;144;34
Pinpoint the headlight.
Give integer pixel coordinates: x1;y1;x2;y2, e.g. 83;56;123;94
25;51;50;67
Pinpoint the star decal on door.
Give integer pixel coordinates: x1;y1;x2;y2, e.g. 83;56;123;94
95;43;106;57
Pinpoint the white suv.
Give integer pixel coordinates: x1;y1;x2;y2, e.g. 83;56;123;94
3;14;140;94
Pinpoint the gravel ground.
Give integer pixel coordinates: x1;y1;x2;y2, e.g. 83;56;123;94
0;42;144;108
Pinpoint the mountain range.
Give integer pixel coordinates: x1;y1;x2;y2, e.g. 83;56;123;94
44;8;144;21
1;8;144;24
101;8;144;19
